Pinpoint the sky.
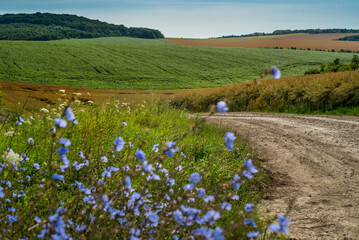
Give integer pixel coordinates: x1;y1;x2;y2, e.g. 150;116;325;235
1;0;359;38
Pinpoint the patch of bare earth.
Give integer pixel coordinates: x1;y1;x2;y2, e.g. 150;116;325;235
202;112;359;239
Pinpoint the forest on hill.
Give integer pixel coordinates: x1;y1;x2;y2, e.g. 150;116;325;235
220;28;359;38
0;12;164;40
338;35;359;41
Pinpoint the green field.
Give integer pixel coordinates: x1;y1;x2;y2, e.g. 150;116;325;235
0;37;355;90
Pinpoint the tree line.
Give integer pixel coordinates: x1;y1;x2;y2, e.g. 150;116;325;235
305;55;359;75
0;13;164;40
338;35;359;41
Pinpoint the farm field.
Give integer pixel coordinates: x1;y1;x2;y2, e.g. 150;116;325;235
0;37;355;90
163;33;359;51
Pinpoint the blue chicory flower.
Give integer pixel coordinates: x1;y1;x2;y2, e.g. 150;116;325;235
217;101;228;113
55;118;67;128
113;137;125;152
224;132;236;151
58;138;71;147
65;107;77;123
244;159;259;174
135;149;146;161
28;138;34;144
247;231;260;239
244;203;254;212
189;173;201;183
271;66;281;79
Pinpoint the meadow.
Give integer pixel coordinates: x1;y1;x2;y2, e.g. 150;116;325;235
0;93;293;239
0;37;355;90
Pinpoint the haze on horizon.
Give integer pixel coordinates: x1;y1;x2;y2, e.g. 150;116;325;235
1;0;358;38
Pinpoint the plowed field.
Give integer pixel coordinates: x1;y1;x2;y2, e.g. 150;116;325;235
163;33;359;51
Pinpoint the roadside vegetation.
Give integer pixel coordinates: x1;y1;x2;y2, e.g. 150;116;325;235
0;92;292;239
170;70;359;116
0;37;355;90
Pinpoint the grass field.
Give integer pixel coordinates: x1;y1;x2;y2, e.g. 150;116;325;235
0;37;355;90
163;33;359;51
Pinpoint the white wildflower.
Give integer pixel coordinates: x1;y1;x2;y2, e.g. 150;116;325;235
4;131;15;137
88;100;94;104
3;151;22;165
73;92;82;96
74;100;81;105
40;108;49;113
59;89;66;93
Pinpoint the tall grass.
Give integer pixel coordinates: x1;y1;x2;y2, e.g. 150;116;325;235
0;94;289;239
170;70;359;116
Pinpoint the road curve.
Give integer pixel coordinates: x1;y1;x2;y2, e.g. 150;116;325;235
201;112;359;240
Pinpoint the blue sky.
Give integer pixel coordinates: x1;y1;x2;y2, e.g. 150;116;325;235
1;0;358;38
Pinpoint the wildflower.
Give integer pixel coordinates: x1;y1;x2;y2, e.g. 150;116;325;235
152;144;159;153
167;178;175;187
148;213;159;223
271;66;281;79
58;147;69;155
243;170;254;179
34;216;42;223
0;187;4;198
65;107;77;124
113;137;125;152
217;101;229;113
88;100;94;104
124;176;132;189
247;231;260;239
204;195;215;203
16;116;24;125
40;108;49;113
224;132;236;151
165;141;179;158
28;138;34;144
270;215;290;234
59;89;66;93
129;142;134;148
244;159;259;174
183;183;195;191
3;151;22;165
244;218;257;228
58;138;71;147
189;172;201;183
135;149;146;161
123;165;130;171
52;174;64;182
175;165;183;171
142;161;152;172
101;156;108;163
8;215;18;223
221;202;232;211
232;174;241;190
244;203;254;212
122;121;127;126
201;210;221;225
197;187;206;198
4;131;15;137
231;195;239;200
54;118;67;128
152;174;160;180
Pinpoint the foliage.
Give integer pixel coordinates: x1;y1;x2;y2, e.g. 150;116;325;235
0;13;164;40
305;55;359;75
0;37;355;90
169;70;359;115
0;94;290;239
338;35;359;41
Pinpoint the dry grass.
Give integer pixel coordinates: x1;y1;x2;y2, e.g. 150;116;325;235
0;80;192;112
169;70;359;113
163;33;359;51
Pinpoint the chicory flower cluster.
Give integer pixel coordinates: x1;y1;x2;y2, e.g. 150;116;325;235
0;98;289;239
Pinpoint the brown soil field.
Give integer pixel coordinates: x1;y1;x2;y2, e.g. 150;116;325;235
0;80;191;112
163;33;359;51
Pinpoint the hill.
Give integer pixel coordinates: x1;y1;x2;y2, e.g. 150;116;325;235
163;33;359;52
220;28;359;38
0;12;164;40
0;37;355;90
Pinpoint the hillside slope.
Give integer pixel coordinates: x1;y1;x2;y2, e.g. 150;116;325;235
0;37;355;90
0;12;164;40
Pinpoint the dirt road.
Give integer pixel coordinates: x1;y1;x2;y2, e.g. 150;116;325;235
203;112;359;239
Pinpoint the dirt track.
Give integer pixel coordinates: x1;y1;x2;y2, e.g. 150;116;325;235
203;112;359;239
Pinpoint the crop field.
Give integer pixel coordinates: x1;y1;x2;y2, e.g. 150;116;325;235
163;33;359;51
0;37;355;90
